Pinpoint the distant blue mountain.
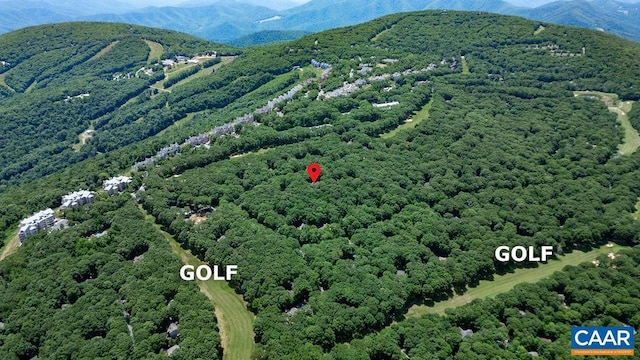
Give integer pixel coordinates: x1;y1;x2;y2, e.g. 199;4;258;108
83;2;279;43
0;0;638;44
0;0;136;33
515;0;640;42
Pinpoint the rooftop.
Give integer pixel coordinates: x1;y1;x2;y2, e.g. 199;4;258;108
20;208;55;227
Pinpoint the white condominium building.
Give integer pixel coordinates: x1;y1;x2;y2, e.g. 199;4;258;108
103;176;132;195
18;208;55;243
61;190;95;209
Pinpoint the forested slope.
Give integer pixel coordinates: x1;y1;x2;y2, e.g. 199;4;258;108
0;22;236;189
0;197;223;359
345;245;640;359
1;11;640;359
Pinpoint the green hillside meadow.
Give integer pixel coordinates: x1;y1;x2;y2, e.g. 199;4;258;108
1;12;640;359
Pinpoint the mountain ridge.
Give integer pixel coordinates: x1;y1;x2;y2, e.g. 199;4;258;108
0;0;638;44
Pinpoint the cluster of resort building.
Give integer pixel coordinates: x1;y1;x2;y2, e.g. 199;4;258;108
320;61;438;100
311;59;332;82
449;56;458;70
63;93;90;102
16;56;432;244
17;176;132;243
311;59;331;70
256;78;315;115
161;53;217;68
132;143;181;172
525;43;586;57
131;59;332;172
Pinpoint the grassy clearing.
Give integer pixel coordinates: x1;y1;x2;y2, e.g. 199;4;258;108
144;40;163;64
380;99;433;139
407;243;629;317
72;125;95;152
138;206;255;360
0;231;20;261
634;199;640;221
164;56;235;91
534;25;545;35
166;63;198;76
120;95;141;108
25;80;37;93
156;111;201;137
230;147;273;160
574;91;638;155
611;104;638;155
371;25;395;42
460;56;470;75
166;66;212;90
89;41;120;61
0;73;14;92
149;84;171;94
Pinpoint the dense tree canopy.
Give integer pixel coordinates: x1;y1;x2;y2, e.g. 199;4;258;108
0;198;222;359
1;11;640;359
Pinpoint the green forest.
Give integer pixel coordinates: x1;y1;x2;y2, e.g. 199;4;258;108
0;197;223;359
1;11;640;359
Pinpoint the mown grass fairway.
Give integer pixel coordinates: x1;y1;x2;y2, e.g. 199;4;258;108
0;73;13;92
89;41;120;61
371;25;395;42
0;231;19;261
574;91;638;155
168;238;255;360
460;56;470;74
381;98;433;138
615;101;638;154
166;56;235;90
407;243;629;316
139;206;255;360
144;40;163;64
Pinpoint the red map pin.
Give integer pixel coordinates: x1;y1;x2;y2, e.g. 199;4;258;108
307;163;322;183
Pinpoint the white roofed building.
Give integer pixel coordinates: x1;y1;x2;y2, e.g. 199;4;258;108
18;208;55;243
103;176;132;195
61;190;94;210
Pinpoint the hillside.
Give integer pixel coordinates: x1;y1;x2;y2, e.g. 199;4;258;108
1;12;640;359
0;22;238;189
279;0;640;42
230;30;311;47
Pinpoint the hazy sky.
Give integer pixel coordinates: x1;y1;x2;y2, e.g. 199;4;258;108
125;0;311;7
